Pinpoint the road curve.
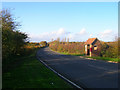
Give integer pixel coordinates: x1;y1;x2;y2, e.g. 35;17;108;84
36;47;119;89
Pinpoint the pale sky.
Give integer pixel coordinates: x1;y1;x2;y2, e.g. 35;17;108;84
2;2;118;42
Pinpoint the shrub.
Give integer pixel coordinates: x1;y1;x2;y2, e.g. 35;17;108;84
101;39;118;58
49;40;84;54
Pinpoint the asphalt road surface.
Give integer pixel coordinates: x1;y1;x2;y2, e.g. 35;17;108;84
36;47;119;89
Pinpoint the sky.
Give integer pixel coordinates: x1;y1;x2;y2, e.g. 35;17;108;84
2;2;118;42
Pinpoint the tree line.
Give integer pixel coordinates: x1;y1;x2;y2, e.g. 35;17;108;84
49;37;120;58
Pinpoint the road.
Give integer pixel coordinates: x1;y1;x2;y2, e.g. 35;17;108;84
36;47;119;89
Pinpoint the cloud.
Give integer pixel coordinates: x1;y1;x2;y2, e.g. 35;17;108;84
89;34;93;38
79;28;87;35
29;28;116;42
98;29;116;41
57;28;65;35
72;28;88;41
29;28;90;42
75;28;87;36
99;30;112;38
29;28;70;42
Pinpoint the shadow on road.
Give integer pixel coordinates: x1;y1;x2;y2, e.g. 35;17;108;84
36;47;119;89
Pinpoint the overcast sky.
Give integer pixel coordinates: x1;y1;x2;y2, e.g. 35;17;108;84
2;2;118;42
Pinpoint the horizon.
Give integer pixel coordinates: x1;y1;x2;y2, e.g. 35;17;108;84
30;37;117;43
2;2;118;42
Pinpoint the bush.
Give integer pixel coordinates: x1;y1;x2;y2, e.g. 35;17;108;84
101;39;118;58
49;40;84;54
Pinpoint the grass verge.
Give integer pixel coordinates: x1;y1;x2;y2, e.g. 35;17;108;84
2;47;73;88
86;56;120;63
49;48;119;63
59;52;84;56
50;49;84;56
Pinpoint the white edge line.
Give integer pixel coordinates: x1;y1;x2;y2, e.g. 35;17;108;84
36;56;84;90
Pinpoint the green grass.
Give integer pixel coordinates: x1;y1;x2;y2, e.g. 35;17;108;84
59;52;84;56
50;48;119;63
2;47;73;88
86;56;120;63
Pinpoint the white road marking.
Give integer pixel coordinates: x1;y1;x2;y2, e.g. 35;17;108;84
37;56;84;89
